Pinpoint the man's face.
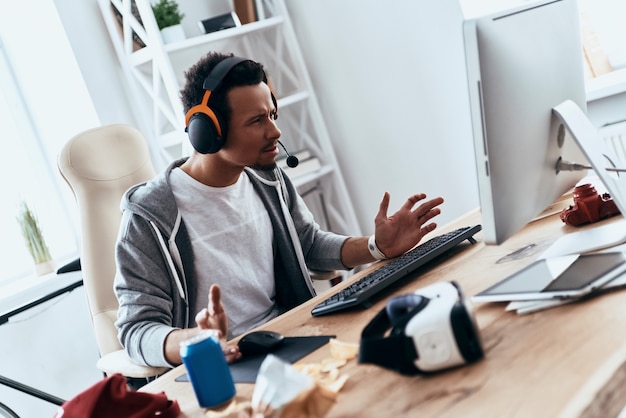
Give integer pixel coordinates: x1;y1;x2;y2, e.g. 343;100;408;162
220;82;282;170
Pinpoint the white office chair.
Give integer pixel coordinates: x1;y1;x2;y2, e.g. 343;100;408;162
57;124;168;382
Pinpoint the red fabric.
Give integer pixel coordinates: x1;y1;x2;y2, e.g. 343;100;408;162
53;374;180;418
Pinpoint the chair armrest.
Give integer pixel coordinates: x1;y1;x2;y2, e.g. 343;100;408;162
309;270;342;281
96;350;169;379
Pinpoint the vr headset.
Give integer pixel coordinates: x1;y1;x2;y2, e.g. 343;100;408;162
359;281;484;374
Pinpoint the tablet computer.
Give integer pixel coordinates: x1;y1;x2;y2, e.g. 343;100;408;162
472;252;626;303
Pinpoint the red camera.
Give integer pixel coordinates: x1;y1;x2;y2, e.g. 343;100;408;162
560;183;621;227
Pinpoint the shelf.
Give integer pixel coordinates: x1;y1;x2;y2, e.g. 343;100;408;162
130;16;285;67
586;68;626;102
289;164;334;189
277;91;309;108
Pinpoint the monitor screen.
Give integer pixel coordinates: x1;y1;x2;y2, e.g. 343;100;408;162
462;0;589;244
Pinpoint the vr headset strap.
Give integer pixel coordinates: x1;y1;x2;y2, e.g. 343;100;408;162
359;307;421;375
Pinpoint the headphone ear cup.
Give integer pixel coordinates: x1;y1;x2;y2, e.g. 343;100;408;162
187;112;224;154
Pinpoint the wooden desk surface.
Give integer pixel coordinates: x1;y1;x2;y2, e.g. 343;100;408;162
141;201;626;418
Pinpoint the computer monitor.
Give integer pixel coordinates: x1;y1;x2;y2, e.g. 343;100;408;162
462;0;589;244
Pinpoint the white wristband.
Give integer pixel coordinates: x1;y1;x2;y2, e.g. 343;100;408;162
368;235;388;260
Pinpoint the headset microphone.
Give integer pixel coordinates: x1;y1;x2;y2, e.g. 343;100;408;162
278;140;299;168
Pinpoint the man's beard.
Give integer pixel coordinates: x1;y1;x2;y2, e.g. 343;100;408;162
251;162;278;171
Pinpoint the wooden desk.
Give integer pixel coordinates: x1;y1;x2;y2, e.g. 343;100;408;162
141;203;626;418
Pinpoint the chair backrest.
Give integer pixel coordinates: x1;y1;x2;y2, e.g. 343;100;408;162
58;124;156;358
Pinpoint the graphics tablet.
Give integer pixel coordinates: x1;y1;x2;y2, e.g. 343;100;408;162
472;252;626;302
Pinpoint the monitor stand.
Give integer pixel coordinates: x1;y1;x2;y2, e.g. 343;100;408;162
540;100;626;259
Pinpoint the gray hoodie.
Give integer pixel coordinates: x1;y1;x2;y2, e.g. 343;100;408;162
114;158;349;367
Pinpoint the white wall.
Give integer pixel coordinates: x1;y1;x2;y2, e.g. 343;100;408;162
54;0;138;129
285;0;480;234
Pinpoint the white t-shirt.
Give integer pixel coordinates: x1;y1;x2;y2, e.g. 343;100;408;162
170;168;280;338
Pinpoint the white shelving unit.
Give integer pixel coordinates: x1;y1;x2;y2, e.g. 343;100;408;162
97;0;361;237
586;68;626;103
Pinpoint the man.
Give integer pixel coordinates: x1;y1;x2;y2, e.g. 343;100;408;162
114;52;444;368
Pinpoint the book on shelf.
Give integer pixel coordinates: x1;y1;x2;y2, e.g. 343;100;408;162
234;0;257;24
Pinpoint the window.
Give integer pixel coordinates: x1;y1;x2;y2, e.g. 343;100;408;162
579;0;626;78
0;42;78;283
0;0;104;287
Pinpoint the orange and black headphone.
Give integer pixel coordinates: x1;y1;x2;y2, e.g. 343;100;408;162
185;56;251;154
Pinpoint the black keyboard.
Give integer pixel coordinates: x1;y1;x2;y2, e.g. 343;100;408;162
311;225;482;316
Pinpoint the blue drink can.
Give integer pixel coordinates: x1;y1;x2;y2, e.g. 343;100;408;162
179;330;236;408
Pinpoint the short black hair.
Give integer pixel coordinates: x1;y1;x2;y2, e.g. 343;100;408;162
179;52;268;126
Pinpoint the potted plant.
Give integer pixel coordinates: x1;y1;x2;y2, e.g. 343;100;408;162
151;0;186;43
16;200;55;276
